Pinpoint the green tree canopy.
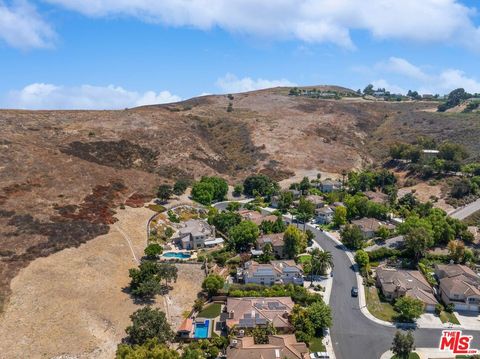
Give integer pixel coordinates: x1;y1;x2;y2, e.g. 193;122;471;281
157;184;173;202
125;307;174;345
228;220;260;251
173;179;190;196
310;248;334;276
391;331;415;359
283;225;307;258
333;205;347;227
144;243;163;259
340;224;365;250
210;211;242;234
116;338;179;359
191;177;228;205
202;274;225;296
243;174;279;198
394;296;424;322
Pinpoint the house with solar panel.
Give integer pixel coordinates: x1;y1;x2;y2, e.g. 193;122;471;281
225;297;294;333
237;260;304;286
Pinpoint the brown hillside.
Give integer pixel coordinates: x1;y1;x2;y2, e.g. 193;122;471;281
1;87;479;308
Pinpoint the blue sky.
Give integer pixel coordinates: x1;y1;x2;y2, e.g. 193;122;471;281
1;0;480;109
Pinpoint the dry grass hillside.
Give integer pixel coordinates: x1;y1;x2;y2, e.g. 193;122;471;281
1;86;480;312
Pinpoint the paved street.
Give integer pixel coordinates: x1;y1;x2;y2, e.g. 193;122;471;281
449;197;480;220
309;225;480;359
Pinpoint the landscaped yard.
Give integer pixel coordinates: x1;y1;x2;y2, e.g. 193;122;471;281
197;303;222;318
439;311;460;324
308;336;326;352
365;286;397;322
392;353;420;359
297;254;311;264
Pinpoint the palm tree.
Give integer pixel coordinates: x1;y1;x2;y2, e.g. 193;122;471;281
311;248;334;277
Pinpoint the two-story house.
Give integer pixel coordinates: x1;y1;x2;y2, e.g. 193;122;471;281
237;260;304;286
435;264;480;312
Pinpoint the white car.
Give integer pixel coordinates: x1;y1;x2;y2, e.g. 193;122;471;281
310;352;330;359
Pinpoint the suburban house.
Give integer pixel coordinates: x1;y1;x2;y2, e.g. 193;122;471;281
316;206;333;224
365;235;405;252
239;210;278;226
257;232;285;258
226;335;309;359
375;265;438;312
225;297;294;332
351;218;395;239
175;219;223;250
305;195;325;209
288;189;302;199
364;191;388;204
434;264;480;312
238;260;304;286
320;179;342;193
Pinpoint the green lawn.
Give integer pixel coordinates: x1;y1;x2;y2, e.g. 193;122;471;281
365;287;397;322
392;353;420;359
197;303;222;318
439;311;460;325
308;336;326;352
297;254;312;264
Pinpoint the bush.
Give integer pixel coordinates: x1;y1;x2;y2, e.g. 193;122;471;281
435;303;444;315
367;248;403;261
445;303;455;313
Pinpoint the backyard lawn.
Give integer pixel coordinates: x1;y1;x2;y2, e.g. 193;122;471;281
308;336;326;352
197;303;222;318
297;254;311;264
365;286;397;322
439;311;460;325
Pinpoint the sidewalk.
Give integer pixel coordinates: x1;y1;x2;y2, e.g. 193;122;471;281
305;236;335;357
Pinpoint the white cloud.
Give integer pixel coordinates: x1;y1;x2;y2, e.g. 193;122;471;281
378;57;430;82
43;0;480;49
369;57;480;95
216;73;296;93
0;1;55;49
4;83;182;109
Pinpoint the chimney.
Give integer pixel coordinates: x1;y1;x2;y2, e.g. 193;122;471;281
229;310;234;319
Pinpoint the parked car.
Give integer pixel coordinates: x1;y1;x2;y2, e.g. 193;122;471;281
351;286;358;297
310;352;330;359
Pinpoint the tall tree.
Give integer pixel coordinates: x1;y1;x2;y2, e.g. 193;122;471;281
228;220;259;251
394;297;424;322
284;225;307;258
157;184;173;203
202;274;225;296
296;197;315;230
340;224;365;250
125;307;174;345
311;248;334;276
391;331;415;359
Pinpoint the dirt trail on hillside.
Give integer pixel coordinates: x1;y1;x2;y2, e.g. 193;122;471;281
0;206;203;359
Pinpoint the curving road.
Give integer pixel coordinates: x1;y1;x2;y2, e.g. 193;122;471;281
310;225;480;359
213;202;480;358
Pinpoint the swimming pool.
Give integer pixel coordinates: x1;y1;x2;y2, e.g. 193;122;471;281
194;320;210;339
161;252;191;259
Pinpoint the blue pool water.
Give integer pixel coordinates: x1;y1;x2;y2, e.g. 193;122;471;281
162;252;191;259
194;320;210;339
